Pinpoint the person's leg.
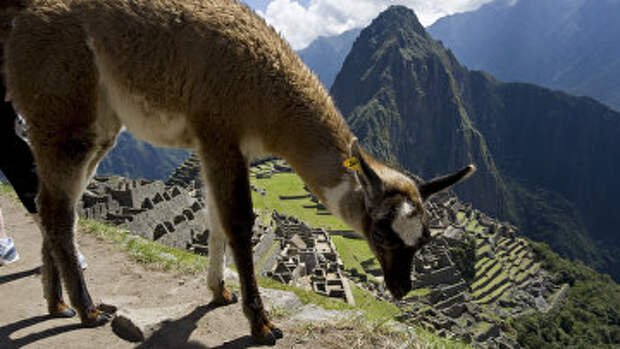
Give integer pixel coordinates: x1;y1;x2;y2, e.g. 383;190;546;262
0;207;19;265
0;207;6;239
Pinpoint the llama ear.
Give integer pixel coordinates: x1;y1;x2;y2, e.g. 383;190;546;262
419;165;476;200
348;139;384;203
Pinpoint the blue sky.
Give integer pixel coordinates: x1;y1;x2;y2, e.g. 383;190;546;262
240;0;496;50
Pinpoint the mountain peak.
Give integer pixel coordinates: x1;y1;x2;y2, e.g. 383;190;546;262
369;6;430;42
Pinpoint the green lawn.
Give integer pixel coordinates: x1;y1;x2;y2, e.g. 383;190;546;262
349;283;401;322
250;172;351;231
331;235;380;280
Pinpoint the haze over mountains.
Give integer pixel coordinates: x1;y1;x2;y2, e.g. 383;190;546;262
428;0;620;111
298;28;362;89
327;6;620;280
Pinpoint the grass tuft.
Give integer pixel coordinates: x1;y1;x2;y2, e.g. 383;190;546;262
79;218;207;274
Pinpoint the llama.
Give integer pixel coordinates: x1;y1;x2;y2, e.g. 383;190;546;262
1;0;475;344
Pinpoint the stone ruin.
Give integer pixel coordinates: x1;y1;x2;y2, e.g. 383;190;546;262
79;176;209;250
263;211;355;305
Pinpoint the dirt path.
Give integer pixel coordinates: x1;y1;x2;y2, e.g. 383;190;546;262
0;194;363;349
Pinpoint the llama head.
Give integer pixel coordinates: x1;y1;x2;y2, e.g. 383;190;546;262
348;140;476;299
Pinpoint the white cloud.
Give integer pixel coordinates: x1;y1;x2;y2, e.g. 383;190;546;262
258;0;495;49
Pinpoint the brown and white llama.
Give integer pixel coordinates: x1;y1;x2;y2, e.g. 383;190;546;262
1;0;475;344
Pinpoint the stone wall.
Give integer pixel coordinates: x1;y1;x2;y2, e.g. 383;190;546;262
263;212;355;305
78;176;209;250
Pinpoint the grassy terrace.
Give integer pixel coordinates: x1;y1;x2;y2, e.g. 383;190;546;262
472;270;509;299
475;282;513;304
471;262;502;290
250;171;351;231
503;240;520;253
474;259;499;280
405;287;431;299
331;235;380;281
465;219;479;232
473;270;505;295
475;256;492;270
510;248;529;263
476;243;492;257
456;211;466;224
510;244;526;257
496;237;510;248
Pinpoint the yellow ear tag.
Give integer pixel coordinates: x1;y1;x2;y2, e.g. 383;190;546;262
343;157;362;173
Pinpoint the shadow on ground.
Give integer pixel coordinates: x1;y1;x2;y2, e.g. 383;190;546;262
0;266;40;286
0;315;84;348
135;302;270;349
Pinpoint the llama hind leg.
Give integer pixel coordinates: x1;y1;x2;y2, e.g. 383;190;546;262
206;215;237;305
200;146;282;344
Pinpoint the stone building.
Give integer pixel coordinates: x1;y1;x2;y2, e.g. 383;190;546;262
78;176;209;250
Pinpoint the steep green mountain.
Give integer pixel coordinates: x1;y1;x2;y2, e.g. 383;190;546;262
97;131;189;180
298;28;362;89
330;6;620;279
428;0;620;111
512;240;620;347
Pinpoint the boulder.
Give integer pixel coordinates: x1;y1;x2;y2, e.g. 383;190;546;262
111;303;194;342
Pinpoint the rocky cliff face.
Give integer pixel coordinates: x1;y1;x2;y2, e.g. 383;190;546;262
330;5;620;279
331;7;512;220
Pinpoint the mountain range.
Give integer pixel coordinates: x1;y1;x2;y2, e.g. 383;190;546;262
328;6;620;280
297;28;362;89
428;0;620;111
97;132;189;180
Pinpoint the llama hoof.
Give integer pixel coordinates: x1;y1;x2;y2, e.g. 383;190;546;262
270;326;283;339
52;307;77;318
49;302;77;318
211;290;238;306
82;310;112;328
252;325;278;346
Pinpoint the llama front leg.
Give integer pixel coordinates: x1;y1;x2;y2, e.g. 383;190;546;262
41;238;76;318
200;146;282;345
38;186;110;327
